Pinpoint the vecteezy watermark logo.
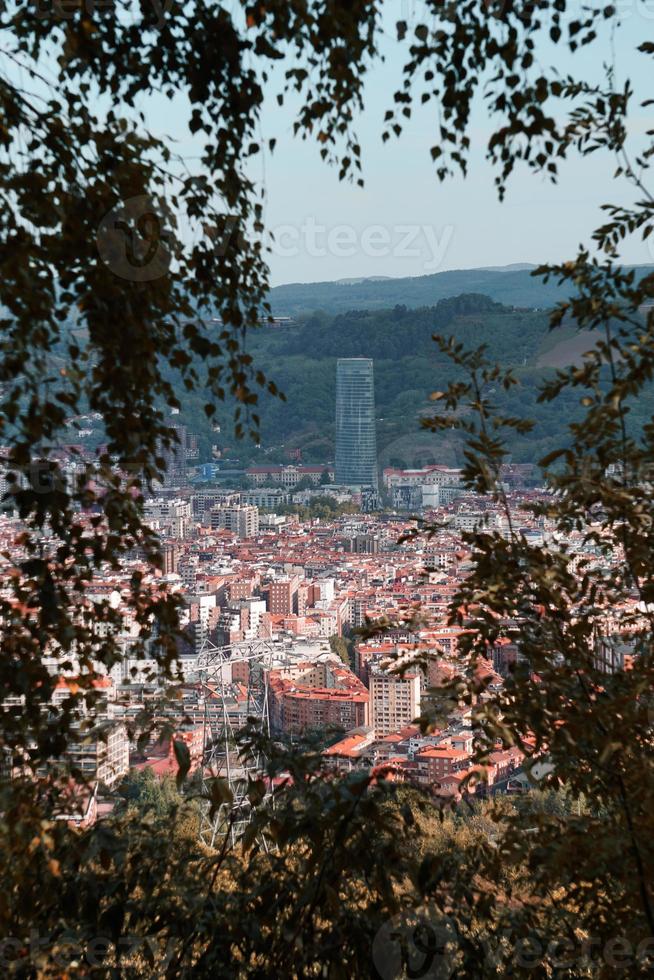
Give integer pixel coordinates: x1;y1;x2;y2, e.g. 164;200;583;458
97;196;171;282
206;217;454;272
372;908;457;980
268;218;453;273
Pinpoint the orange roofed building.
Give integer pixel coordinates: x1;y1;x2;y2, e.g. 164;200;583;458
323;727;376;772
268;660;369;734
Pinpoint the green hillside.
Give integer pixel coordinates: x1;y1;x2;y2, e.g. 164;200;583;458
181;293;643;470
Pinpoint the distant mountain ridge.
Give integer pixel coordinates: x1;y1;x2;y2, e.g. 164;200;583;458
269;263;654;317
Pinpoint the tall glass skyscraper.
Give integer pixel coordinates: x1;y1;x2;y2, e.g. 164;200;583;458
335;358;378;489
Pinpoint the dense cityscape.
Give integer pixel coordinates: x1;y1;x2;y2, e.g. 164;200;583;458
0;355;631;838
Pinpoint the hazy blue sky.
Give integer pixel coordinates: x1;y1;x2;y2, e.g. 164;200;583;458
146;3;654;286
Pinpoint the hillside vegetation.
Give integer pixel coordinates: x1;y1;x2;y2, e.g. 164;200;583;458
182;292;648;468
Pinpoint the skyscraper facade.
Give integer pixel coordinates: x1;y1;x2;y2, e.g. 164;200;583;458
160;419;188;487
335;358;378;489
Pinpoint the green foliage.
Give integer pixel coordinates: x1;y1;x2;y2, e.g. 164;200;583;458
292;475;314;492
329;634;353;668
275;496;358;521
117;768;185;820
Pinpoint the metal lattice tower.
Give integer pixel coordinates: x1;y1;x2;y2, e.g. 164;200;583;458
191;638;274;849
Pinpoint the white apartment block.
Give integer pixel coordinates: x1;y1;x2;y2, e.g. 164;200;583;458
453;509;497;533
144;497;192;539
211;504;259;539
241;488;290;509
58;721;129;787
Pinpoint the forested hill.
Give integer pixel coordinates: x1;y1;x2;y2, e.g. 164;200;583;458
281;294;536;362
245;297;573;467
269;263;654;317
182;292;653;471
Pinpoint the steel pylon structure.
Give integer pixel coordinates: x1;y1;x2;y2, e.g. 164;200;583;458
191;638;274;849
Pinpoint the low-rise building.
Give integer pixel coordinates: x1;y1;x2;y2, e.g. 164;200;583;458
246;464;333;488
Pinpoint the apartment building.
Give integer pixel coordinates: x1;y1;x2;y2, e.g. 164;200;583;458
453;508;496;533
414;746;471;785
64;721;129;787
191;489;240;523
144;497;191;539
210;504;259;539
240;488;290;510
369;667;421;737
265;576;302;615
268;660;369;734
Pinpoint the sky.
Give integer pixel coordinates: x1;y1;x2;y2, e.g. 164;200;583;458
146;2;654;286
